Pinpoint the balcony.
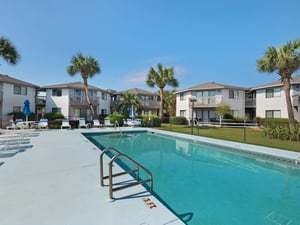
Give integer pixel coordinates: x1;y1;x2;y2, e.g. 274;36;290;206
245;98;256;107
69;96;99;106
142;101;160;108
193;97;222;107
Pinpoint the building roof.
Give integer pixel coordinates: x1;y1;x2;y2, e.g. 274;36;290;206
41;82;108;92
0;74;39;88
251;74;300;90
175;82;247;94
120;88;159;96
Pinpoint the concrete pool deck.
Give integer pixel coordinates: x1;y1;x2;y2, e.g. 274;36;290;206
0;128;185;225
1;127;300;225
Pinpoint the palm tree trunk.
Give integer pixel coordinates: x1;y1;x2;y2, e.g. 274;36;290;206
159;87;164;119
83;78;96;119
282;77;296;131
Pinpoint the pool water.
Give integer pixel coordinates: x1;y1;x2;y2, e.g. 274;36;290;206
86;131;300;225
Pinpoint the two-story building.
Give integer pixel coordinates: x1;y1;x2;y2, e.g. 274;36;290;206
176;82;246;122
42;82;111;120
116;88;160;116
249;74;300;121
0;74;39;127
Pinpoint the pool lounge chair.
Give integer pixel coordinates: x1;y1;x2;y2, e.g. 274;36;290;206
78;118;89;128
15;119;27;129
104;118;113;127
93;119;102;128
38;119;48;129
61;119;71;129
6;120;16;130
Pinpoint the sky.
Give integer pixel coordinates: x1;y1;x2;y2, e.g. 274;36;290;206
0;0;299;92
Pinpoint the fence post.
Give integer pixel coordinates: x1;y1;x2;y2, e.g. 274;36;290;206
244;120;246;143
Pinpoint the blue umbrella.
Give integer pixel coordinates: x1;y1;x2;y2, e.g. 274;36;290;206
129;105;135;119
23;99;31;121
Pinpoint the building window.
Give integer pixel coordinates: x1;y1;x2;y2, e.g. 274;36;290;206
101;109;107;115
88;90;94;97
180;110;186;117
229;90;239;99
266;87;281;98
101;93;107;100
265;110;281;118
52;108;61;113
74;90;81;97
180;93;185;101
230;110;239;117
13;106;21;112
14;85;27;95
52;89;62;96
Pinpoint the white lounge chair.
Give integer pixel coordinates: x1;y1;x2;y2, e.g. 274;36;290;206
15;119;27;129
78;118;89;128
38;119;48;129
93;119;102;128
61;119;71;129
127;119;136;127
135;119;142;127
6;120;16;130
104;118;113;127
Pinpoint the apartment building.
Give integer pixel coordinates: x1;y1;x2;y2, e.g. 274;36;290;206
249;74;300;121
115;88;160;116
0;74;39;127
41;82;111;120
176;82;246;122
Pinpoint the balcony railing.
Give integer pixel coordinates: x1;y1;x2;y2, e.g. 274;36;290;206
245;98;256;107
69;96;99;106
192;97;222;107
142;101;160;108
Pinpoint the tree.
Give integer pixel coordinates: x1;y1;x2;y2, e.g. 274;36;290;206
67;53;100;118
163;90;176;117
146;64;178;118
113;92;142;116
257;39;300;131
0;36;20;65
216;104;230;126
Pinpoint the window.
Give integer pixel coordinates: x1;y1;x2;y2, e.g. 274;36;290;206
74;90;81;97
88;90;94;97
230;110;239;117
180;93;185;101
52;89;62;96
13;106;21;112
101;93;107;100
101;109;107;115
265;110;281;118
266;87;281;98
229;90;239;99
180;110;186;117
52;108;61;113
14;85;27;95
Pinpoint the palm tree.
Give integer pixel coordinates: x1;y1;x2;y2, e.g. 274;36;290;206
257;39;300;130
146;64;178;118
0;36;20;65
67;53;100;118
114;92;142;116
163;90;176;117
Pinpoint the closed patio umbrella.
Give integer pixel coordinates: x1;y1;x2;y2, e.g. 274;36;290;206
23;99;31;122
129;105;135;119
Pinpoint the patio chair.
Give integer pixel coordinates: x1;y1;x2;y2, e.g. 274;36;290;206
93;119;102;128
6;120;16;130
61;119;71;129
78;118;89;128
38;119;48;129
127;119;136;127
15;119;27;129
135;119;142;127
104;118;113;127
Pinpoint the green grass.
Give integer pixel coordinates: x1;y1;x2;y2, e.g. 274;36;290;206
158;124;300;152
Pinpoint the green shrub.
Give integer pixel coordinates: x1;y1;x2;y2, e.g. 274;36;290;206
44;112;64;121
141;115;161;127
107;114;126;126
8;112;36;121
170;116;188;125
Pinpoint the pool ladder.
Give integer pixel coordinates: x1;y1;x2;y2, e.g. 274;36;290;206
100;147;153;199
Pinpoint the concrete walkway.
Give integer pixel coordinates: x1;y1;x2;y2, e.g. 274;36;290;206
0;128;184;225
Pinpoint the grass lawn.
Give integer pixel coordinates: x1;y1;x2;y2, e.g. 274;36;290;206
159;124;300;152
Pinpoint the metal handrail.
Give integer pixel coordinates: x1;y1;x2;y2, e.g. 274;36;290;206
99;147;153;199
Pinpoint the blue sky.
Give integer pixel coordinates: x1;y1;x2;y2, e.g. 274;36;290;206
0;0;299;92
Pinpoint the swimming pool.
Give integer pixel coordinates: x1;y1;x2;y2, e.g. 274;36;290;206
85;131;300;225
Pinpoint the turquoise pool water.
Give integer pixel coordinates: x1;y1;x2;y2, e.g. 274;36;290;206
85;131;300;225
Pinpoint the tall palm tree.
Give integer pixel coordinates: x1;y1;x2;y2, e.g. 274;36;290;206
67;53;100;118
257;39;300;130
0;36;20;65
114;92;142;116
163;90;176;117
146;64;178;118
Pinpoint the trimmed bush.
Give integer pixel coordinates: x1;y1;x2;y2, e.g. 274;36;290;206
107;114;126;126
170;116;188;125
44;112;64;121
141;115;161;127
